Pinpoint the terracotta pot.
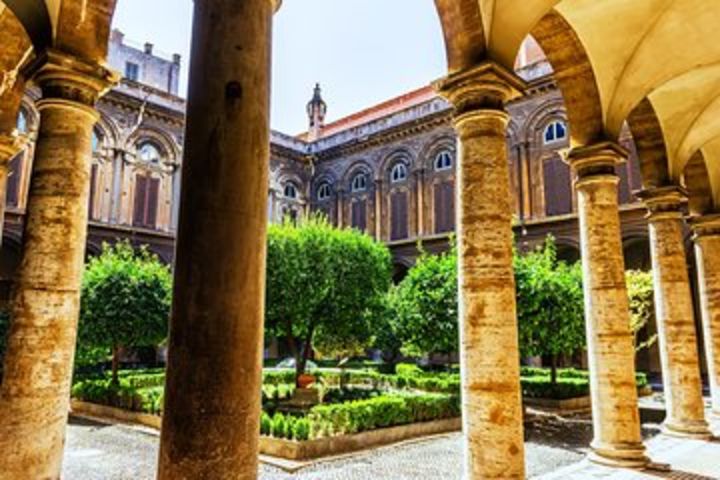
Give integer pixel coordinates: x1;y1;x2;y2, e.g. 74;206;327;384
297;374;316;389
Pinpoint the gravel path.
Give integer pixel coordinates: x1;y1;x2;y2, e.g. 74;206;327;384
63;413;658;479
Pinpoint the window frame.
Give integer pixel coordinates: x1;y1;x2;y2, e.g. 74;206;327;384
390;163;408;184
351;173;368;193
317;183;332;201
434;150;453;171
543;120;568;145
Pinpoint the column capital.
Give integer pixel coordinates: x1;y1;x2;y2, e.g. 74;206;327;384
25;50;119;115
636;185;688;221
567;141;627;184
433;61;526;118
690;213;720;239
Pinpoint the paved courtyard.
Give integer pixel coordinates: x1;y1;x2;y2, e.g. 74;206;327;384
63;415;587;479
63;413;719;480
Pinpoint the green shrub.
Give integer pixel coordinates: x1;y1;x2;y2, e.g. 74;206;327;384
260;412;272;436
263;370;297;386
293;418;311;441
521;376;589;400
307;392;459;438
395;363;423;377
271;413;288;438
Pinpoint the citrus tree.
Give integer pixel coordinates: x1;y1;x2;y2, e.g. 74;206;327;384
78;241;172;384
626;270;656;352
390;247;458;360
515;238;586;385
265;216;391;385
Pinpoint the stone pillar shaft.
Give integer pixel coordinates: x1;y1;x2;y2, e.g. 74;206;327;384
157;0;273;478
692;215;720;418
639;187;709;437
0;52;114;479
569;143;647;468
436;62;525;479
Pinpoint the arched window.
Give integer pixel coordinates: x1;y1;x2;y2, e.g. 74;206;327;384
390;163;408;183
16;109;28;134
317;183;332;201
138;142;161;164
543;120;568;144
284;182;298;200
434;150;453;171
351;173;368;193
92;130;102;153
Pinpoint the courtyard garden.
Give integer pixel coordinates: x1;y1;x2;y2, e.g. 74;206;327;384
2;216;655;458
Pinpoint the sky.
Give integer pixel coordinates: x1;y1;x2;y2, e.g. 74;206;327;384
111;0;447;134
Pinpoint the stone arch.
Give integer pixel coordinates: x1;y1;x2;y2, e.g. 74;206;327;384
626;98;671;189
126;126;181;163
433;0;485;72
342;160;374;193
379;148;415;183
419;135;456;172
530;11;605;147
684;151;715;216
555;237;581;264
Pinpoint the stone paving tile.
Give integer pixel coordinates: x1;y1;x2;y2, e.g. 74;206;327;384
62;418;583;479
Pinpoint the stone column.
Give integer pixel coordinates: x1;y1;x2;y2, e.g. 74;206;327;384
691;214;720;419
567;142;648;468
637;186;710;438
435;62;526;479
157;0;274;478
0;52;115;479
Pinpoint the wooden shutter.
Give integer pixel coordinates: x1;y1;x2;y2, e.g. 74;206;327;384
352;200;367;232
5;153;22;208
133;174;148;227
88;164;98;220
146;177;160;228
543;157;572;216
391;191;408;240
616;163;631;205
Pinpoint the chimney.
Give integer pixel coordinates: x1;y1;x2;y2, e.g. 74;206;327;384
172;53;182;65
144;42;154;55
110;29;125;45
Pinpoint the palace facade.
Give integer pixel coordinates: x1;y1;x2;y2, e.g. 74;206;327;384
2;32;652;286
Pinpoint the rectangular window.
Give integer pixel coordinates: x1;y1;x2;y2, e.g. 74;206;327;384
351;200;367;232
133;174;160;229
125;62;140;82
543;156;573;217
88;164;98;220
434;181;455;234
6;152;22;208
390;191;408;241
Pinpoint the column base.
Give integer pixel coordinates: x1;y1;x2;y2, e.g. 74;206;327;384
589;441;649;469
662;420;713;440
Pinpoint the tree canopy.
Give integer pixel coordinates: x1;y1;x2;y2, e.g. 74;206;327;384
265;216;391;383
78;241;172;383
626;270;656;352
389;247;458;359
515;238;586;383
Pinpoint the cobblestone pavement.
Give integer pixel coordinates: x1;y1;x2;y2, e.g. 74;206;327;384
63;414;588;479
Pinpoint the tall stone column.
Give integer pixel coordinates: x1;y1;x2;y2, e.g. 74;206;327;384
435;62;526;479
567;142;648;468
0;52;115;479
638;186;710;438
157;0;275;478
691;214;720;419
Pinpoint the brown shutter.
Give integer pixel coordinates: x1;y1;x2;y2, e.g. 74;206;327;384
444;181;455;232
133;174;148;227
351;200;366;232
616;163;631;205
146;177;160;228
544;157;572;216
6;153;22;208
391;191;408;240
88;164;98;220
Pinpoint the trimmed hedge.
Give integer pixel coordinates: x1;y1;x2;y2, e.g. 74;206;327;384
308;392;460;438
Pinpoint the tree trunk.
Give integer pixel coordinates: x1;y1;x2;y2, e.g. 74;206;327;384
111;346;120;386
550;353;558;386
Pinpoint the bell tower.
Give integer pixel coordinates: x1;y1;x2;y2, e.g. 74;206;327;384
306;83;327;141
